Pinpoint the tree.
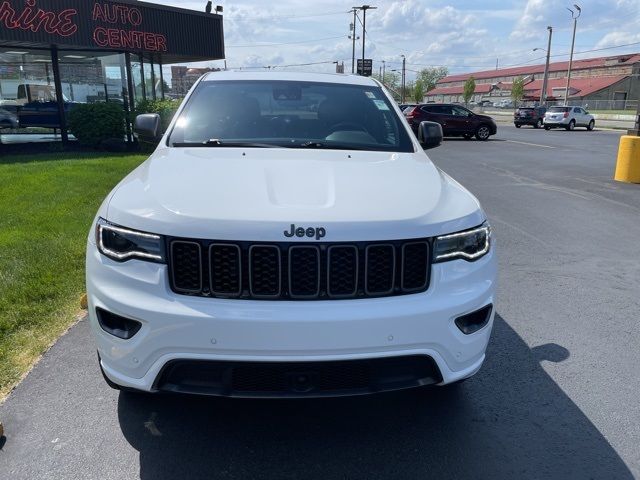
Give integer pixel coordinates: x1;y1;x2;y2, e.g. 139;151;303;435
413;79;424;103
372;71;401;100
416;66;449;94
511;77;525;107
463;76;476;105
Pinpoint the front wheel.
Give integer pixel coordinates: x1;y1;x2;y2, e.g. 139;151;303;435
587;120;595;131
544;125;551;131
534;119;543;129
566;120;576;131
514;123;521;128
475;125;491;141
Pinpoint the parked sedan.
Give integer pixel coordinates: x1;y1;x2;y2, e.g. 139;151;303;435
514;106;546;128
544;106;595;131
405;103;497;140
0;108;18;129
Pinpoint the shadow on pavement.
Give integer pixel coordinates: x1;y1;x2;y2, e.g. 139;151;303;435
117;315;633;479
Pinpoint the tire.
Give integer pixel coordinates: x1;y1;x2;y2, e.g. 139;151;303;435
475;124;491;141
534;119;543;129
544;125;551;131
566;120;575;131
515;124;521;128
587;120;595;131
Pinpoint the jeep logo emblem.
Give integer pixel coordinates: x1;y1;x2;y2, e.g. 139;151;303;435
284;224;326;240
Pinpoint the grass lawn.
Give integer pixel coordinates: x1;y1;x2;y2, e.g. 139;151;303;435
0;151;146;399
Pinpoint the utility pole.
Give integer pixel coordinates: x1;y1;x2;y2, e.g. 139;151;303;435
539;26;552;106
353;5;376;75
382;60;386;84
401;55;406;103
564;5;581;106
349;9;358;74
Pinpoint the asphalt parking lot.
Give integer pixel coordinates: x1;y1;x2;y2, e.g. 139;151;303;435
1;125;639;479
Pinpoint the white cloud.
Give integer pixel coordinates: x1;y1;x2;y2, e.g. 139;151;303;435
151;0;640;78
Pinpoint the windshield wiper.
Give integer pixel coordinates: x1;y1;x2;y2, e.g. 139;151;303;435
172;139;279;148
298;141;366;151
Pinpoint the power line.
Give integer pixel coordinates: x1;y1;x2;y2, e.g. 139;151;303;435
230;10;351;21
227;35;346;48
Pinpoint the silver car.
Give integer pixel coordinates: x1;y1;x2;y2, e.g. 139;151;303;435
544;106;595;131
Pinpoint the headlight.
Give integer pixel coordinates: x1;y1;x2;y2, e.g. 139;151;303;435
433;223;491;263
96;218;165;263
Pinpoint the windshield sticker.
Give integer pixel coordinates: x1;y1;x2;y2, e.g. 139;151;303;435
365;91;376;99
373;100;390;111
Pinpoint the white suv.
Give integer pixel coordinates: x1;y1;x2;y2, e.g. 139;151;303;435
86;72;497;398
544;106;595;131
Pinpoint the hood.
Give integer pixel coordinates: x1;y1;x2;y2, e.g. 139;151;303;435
106;147;484;242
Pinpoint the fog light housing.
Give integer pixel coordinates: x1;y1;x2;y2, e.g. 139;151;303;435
96;308;142;339
455;304;493;335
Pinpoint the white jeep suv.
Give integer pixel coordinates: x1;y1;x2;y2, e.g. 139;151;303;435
86;72;497;398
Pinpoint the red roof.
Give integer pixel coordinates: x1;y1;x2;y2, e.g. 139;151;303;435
426;75;627;98
523;75;627;98
438;53;640;84
426;83;493;96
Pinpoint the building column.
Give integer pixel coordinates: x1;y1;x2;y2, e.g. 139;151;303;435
159;56;165;100
50;46;68;144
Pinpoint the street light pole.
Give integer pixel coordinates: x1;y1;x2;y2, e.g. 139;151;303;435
350;9;357;74
540;26;552;106
564;5;581;106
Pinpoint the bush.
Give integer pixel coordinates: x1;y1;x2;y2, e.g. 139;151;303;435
68;102;125;147
135;98;181;132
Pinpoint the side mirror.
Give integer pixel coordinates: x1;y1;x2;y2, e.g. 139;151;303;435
134;113;161;141
418;121;443;150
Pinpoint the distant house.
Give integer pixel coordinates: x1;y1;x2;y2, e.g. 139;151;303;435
425;53;640;107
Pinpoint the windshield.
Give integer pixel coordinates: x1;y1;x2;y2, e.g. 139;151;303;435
548;106;570;112
168;80;414;152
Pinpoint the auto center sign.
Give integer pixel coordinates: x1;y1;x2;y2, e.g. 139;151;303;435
0;0;224;58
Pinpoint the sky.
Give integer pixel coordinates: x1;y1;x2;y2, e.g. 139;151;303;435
150;0;640;82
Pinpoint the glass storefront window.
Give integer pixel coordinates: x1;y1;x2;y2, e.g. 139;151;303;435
131;57;144;104
143;58;155;100
0;47;60;137
1;46;163;144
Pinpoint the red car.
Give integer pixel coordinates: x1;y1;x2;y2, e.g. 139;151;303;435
405;104;497;141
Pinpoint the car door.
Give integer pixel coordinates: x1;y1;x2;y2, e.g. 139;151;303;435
448;106;474;134
421;105;450;133
573;107;585;126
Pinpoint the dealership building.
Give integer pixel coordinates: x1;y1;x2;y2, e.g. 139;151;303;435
0;0;224;142
425;53;640;108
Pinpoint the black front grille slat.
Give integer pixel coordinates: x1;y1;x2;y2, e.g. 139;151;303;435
402;242;430;292
170;241;202;293
365;244;396;295
209;244;242;296
327;245;358;298
249;245;281;298
288;246;321;298
168;238;431;300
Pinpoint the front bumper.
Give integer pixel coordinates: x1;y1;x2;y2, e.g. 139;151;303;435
87;240;497;394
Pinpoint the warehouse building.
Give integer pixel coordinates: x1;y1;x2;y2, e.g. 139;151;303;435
425;53;640;109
